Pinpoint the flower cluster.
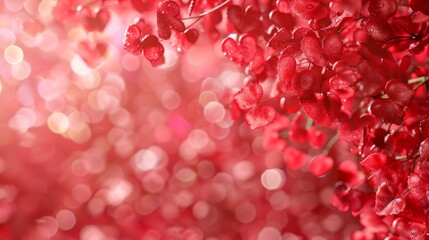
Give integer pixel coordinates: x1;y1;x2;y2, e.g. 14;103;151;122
121;0;429;238
0;0;358;239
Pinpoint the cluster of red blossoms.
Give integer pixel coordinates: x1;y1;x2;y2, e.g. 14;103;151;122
121;0;429;238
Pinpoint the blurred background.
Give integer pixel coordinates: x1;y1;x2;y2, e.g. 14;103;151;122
0;0;360;239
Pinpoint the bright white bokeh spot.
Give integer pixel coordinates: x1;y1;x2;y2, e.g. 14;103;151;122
24;0;40;15
77;71;101;89
48;112;70;134
8;108;37;133
67;125;91;143
4;0;25;12
258;227;282;240
11;60;31;80
161;90;181;110
105;179;133;206
204;101;225;123
261;168;286;190
56;209;76;231
0;28;16;47
87;88;120;113
71;55;91;76
4;45;24;65
17;84;35;106
38;0;56;19
134;149;159;171
66;112;92;143
232;160;255;181
38;79;61;101
80;225;106;240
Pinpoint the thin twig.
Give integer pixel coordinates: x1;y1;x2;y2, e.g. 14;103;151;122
181;0;231;20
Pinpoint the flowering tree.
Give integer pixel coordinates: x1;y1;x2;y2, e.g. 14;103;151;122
0;0;429;239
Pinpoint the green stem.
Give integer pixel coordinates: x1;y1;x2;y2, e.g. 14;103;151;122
324;134;338;155
181;0;231;20
408;76;427;84
305;118;313;129
185;16;203;29
412;77;428;90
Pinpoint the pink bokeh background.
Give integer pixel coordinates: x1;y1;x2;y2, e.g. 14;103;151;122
0;0;360;239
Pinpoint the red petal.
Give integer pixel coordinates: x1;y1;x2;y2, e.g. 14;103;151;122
360;152;387;174
267;28;292;49
233;83;263;110
184;28;199;44
158;0;180;16
299;93;333;126
244;106;276;129
283;147;307;170
370;99;404;125
269;10;294;29
227;5;242;30
141;35;164;63
302;34;326;66
221;37;243;64
157;14;172;39
365;18;393;42
168;16;186;32
308;127;327;149
239;34;257;64
360;153;387;173
369;0;397;20
308;154;334;177
375;183;406;216
277;54;296;91
123;24;143;55
322;32;343;63
385;79;415;106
